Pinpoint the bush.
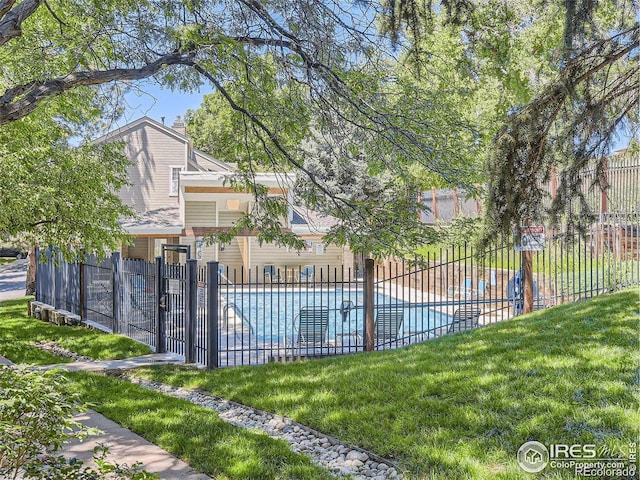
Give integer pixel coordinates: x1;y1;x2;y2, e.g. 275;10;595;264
0;366;158;480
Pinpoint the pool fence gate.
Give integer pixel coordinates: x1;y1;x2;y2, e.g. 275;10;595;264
35;213;639;368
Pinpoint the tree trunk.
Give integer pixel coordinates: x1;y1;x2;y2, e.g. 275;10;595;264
25;245;36;295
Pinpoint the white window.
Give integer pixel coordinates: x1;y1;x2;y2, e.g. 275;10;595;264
169;167;181;196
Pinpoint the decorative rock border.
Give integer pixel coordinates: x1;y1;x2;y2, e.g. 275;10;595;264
126;376;403;479
31;341;95;362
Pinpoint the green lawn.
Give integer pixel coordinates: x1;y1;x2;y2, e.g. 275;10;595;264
0;297;332;480
133;289;640;479
0;297;152;363
66;372;332;480
0;257;16;265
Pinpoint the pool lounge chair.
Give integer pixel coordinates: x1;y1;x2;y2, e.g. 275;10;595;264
294;307;329;350
447;307;482;334
447;278;473;298
470;280;488;298
374;307;405;343
352;307;405;346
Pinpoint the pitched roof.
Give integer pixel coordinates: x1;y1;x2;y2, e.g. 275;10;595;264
93;116;189;145
120;206;183;235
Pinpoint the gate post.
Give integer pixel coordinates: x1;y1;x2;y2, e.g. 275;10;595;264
112;252;121;334
364;259;375;352
155;256;166;353
206;260;219;369
184;259;198;364
79;262;85;322
54;251;62;309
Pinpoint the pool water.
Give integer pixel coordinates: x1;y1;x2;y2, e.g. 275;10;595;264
226;288;451;342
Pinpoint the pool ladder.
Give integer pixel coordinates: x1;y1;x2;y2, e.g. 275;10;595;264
222;302;254;340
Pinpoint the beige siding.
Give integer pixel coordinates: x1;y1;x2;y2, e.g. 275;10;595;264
116;122;186;213
218;238;244;275
184;201;216;226
218;211;243;227
194;151;231;172
249;237;348;279
127;238;149;260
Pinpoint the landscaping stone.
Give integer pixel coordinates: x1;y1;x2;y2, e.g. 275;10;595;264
31;341;94;362
127;376;403;479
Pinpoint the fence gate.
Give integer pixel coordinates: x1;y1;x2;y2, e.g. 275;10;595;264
158;245;191;356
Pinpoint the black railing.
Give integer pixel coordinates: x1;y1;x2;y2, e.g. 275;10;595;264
35;214;639;368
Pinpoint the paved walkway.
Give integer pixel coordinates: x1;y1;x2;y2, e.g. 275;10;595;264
34;352;187;372
0;258;27;301
0;353;211;480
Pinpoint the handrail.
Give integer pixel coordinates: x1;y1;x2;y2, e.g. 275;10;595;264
222;302;254;336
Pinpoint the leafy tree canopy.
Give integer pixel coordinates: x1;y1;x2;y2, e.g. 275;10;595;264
0;0;636;258
0;90;132;260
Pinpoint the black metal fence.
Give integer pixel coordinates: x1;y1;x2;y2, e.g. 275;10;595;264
36;214;639;368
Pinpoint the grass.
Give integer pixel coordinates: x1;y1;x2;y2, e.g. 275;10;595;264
0;257;16;265
66;371;333;480
0;297;152;364
0;297;332;480
132;289;640;479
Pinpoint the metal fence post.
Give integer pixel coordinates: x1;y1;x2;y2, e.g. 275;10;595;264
54;251;62;309
79;262;85;321
112;252;121;334
364;258;375;352
155;256;165;353
206;260;219;369
35;249;41;303
185;258;197;364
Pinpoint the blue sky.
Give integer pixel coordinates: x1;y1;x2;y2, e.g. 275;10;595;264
118;80;634;152
118;80;213;128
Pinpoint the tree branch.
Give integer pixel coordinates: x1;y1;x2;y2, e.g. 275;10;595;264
0;0;17;20
0;51;195;125
0;0;42;46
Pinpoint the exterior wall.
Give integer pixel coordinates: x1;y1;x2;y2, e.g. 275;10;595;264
116;122;187;213
184;201;216;226
218;211;244;227
127;237;149;260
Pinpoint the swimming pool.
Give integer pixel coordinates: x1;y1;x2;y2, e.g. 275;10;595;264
225;288;451;342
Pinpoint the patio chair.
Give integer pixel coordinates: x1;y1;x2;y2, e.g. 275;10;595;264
374;307;405;343
294;307;329;349
263;264;281;283
353;307;405;345
447;278;473;298
447;307;482;334
299;265;315;283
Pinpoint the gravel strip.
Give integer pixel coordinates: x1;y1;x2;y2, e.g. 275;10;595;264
31;341;94;362
127;376;403;480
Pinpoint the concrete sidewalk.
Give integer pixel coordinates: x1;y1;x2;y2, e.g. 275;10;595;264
34;352;187;372
62;410;211;479
1;354;211;480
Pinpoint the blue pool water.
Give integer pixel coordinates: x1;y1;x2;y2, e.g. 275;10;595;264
226;288;451;342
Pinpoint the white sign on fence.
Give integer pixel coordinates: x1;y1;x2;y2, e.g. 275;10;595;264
167;279;182;294
515;226;545;251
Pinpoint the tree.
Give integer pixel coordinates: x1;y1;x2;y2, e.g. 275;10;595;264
381;0;638;241
1;0;486;258
0;91;132;293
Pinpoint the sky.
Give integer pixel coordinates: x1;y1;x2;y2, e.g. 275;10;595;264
118;80;213;128
117;80;635;152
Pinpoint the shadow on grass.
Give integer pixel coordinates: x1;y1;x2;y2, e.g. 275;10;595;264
0;297;152;363
134;290;640;479
67;372;333;480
